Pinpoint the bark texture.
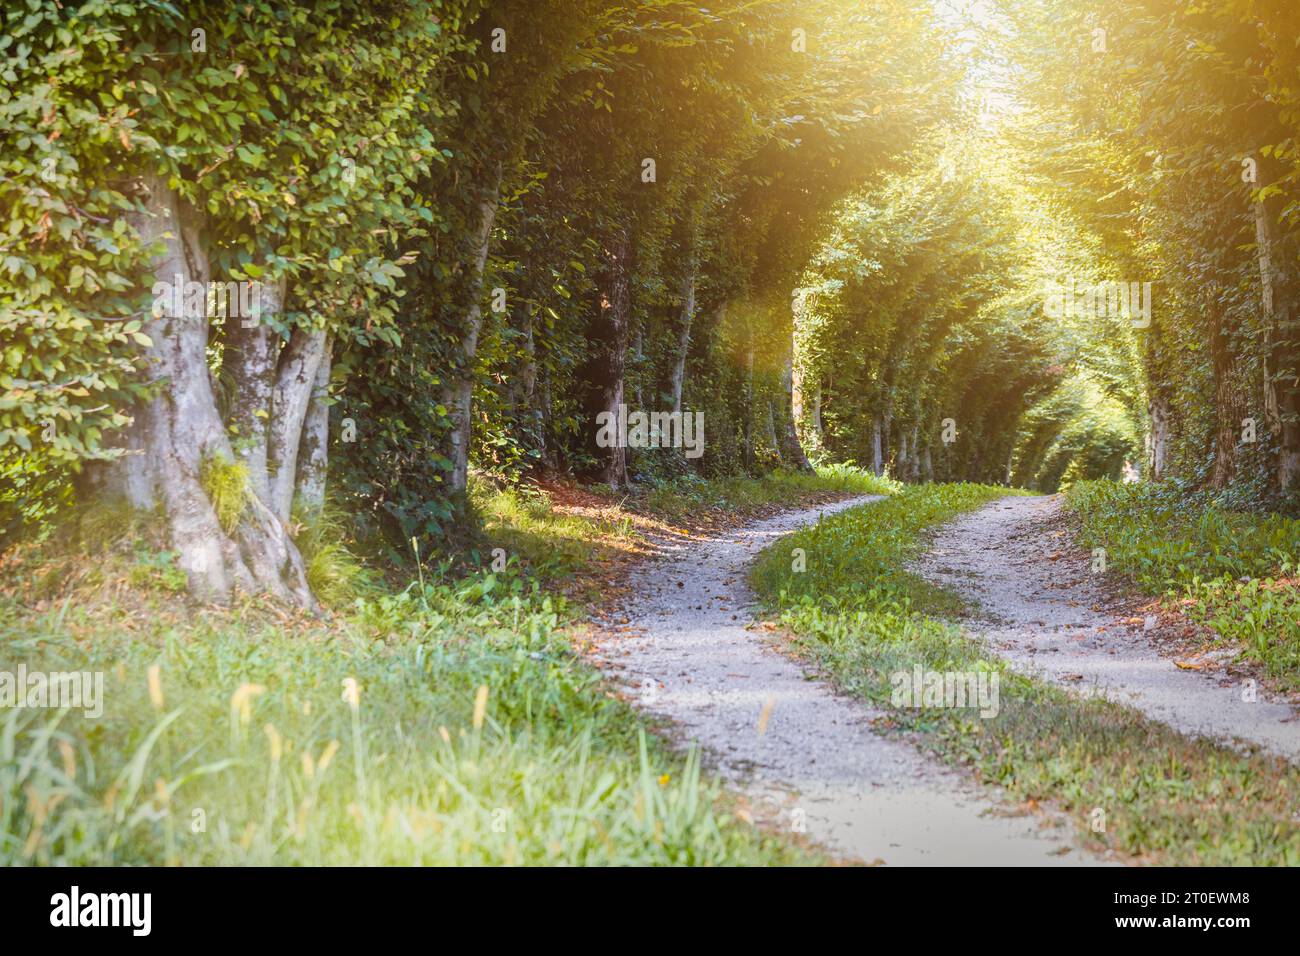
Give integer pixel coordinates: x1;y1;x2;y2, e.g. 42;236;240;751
91;173;316;608
269;326;328;524
1148;394;1170;480
581;229;633;488
223;278;284;502
1254;193;1300;491
776;325;813;473
295;335;332;516
1208;301;1246;489
668;269;695;414
445;167;503;493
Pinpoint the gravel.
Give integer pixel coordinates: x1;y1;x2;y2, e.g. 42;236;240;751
593;497;1097;866
916;494;1300;763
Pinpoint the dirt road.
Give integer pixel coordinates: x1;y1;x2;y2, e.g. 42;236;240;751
592;497;1096;865
917;494;1300;763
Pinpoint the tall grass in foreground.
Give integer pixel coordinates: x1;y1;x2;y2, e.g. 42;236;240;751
752;483;1300;865
1066;480;1300;686
0;572;807;866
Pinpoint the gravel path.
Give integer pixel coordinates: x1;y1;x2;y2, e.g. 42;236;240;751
593;497;1098;866
917;494;1300;763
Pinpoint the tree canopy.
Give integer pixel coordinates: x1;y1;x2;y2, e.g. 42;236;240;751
4;0;1299;602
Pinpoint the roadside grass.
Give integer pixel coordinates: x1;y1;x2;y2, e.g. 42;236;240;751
0;466;880;867
630;463;897;520
471;464;894;589
1065;480;1300;688
471;479;640;585
752;483;1300;865
0;571;813;866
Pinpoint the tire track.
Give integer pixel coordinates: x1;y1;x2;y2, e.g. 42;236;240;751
917;494;1300;763
592;496;1100;865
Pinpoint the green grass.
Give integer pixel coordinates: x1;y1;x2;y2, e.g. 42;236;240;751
3;466;881;868
752;482;1300;865
634;464;897;520
469;464;894;586
0;570;812;866
294;503;377;608
470;479;638;583
1066;480;1300;687
752;480;1011;612
199;454;251;535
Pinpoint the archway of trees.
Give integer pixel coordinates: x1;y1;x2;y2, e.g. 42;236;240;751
4;0;1298;607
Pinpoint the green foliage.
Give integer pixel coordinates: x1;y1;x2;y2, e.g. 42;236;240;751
1;455;72;548
753;484;1300;864
127;548;189;593
0;572;808;866
2;0;471;539
636;465;897;520
294;503;374;608
1013;377;1139;492
336;0;951;541
469;478;635;582
1066;479;1300;684
468;466;888;585
199;454;249;535
752;481;1013;607
1010;0;1300;502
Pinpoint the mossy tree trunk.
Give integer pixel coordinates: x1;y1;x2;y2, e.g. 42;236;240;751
89;174;320;608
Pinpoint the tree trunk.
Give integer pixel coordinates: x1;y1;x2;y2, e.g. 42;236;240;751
581;228;633;488
791;351;804;435
809;378;823;442
537;364;558;474
294;335;332;516
632;325;645;412
90;172;315;608
880;401;893;475
223;279;284;503
269;327;328;524
446;166;503;493
668;269;695;414
777;326;813;473
743;330;755;472
1254;193;1300;491
1208;309;1243;489
871;414;884;476
1148;394;1170;481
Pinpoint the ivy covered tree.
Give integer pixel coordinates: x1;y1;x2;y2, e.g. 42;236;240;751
3;1;469;602
7;0;1296;605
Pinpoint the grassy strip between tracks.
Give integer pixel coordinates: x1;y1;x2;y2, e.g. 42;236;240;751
752;482;1300;865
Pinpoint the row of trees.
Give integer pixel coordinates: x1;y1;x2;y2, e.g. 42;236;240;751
2;0;954;603
331;0;958;554
8;0;1296;606
1007;0;1300;505
792;131;1079;487
793;0;1300;503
